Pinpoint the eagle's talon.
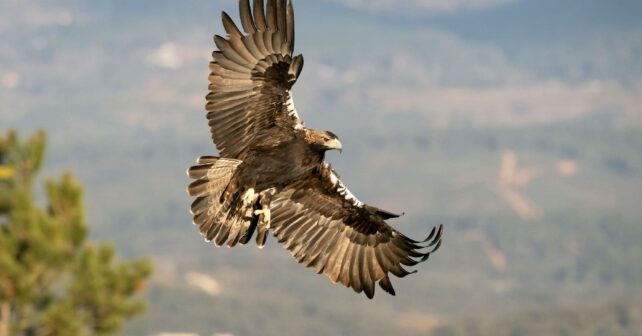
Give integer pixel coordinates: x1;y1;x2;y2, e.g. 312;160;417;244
254;208;271;229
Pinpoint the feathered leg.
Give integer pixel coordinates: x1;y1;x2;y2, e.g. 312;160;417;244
255;188;277;247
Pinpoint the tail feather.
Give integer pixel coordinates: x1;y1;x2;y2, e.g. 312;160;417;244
228;204;257;247
188;156;272;248
187;156;250;246
186;165;212;180
197;156;220;164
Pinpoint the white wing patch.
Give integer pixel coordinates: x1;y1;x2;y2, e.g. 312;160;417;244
327;165;364;208
286;94;304;130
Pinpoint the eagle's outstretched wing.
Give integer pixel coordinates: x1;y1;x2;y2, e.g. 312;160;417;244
208;0;304;159
270;165;443;299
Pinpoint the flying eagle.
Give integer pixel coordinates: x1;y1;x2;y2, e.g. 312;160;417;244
187;0;443;298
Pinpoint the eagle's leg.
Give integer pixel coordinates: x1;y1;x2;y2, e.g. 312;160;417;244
241;188;257;207
254;188;276;230
254;208;271;229
254;188;277;248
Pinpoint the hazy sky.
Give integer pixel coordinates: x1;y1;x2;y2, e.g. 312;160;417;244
1;0;641;136
2;4;641;334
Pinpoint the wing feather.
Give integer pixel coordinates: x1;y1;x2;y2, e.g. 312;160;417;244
285;0;295;54
253;0;268;31
314;230;340;274
263;31;275;54
362;248;376;299
207;0;304;159
276;0;287;35
379;275;396;296
222;12;243;39
240;35;263;60
303;222;332;266
214;35;253;65
272;31;283;55
338;242;355;288
270;164;443;298
351;246;364;293
239;0;257;34
209;63;247;80
326;237;350;283
266;0;278;31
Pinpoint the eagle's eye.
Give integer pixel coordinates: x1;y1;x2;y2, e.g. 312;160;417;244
323;137;330;141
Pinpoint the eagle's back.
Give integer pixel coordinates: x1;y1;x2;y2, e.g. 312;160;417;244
237;132;323;191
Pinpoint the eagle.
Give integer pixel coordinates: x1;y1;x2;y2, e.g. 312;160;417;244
187;0;443;298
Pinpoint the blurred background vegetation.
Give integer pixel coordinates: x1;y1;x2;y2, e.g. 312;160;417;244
0;131;151;335
1;0;642;335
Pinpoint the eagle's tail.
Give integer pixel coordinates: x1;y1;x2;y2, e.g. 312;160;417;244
187;156;257;247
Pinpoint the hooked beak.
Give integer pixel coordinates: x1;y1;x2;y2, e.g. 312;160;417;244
326;138;343;153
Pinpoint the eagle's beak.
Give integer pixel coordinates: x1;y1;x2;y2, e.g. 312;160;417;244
326;138;343;153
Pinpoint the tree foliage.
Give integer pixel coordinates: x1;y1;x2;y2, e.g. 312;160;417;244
0;130;152;336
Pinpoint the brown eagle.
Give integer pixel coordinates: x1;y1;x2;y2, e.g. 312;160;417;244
187;0;443;298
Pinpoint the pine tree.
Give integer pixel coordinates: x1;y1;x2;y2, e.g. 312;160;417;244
0;130;152;336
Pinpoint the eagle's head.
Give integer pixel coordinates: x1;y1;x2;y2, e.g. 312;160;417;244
305;130;343;153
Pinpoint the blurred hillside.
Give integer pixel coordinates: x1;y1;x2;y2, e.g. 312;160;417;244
1;0;641;335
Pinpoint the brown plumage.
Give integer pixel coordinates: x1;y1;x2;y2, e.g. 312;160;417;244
187;0;443;299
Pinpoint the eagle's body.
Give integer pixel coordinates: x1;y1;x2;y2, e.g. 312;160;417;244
235;129;327;190
188;0;443;299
